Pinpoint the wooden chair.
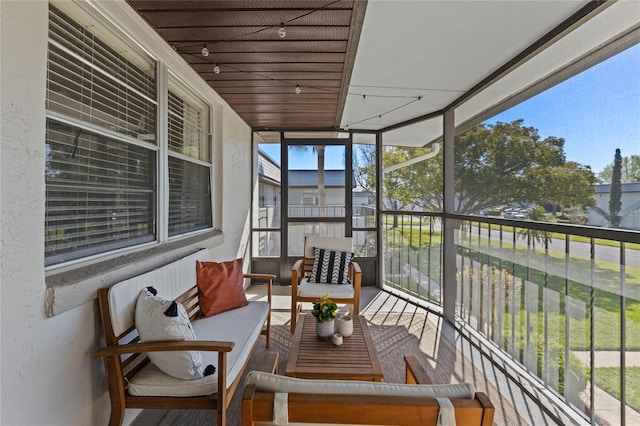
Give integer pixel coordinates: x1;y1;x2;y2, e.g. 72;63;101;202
242;355;495;426
290;236;362;333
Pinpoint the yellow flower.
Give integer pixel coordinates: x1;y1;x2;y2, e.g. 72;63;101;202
312;293;338;322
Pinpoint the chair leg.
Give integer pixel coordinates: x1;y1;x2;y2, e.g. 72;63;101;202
290;302;297;334
291;304;303;333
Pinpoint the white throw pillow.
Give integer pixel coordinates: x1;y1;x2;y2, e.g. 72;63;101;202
135;287;214;380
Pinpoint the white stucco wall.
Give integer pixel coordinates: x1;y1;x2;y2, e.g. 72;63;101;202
0;1;252;425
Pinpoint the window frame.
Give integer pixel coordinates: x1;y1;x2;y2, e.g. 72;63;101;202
44;3;215;272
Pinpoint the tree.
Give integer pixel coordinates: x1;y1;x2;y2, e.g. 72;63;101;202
290;145;326;216
609;148;623;227
598;154;640;183
531;162;596;215
454;120;570;214
518;206;551;249
355;119;596;215
355;144;442;211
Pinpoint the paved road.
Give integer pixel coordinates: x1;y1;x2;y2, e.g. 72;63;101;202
455;223;640;298
463;222;635;264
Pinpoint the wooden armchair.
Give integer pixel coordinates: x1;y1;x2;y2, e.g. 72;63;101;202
242;355;495;426
290;236;362;333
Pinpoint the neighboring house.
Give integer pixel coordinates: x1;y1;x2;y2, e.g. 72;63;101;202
255;150;282;256
588;182;640;229
288;169;351;217
257;149;281;228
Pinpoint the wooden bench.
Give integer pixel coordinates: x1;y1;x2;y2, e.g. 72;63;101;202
242;355;494;426
93;250;279;426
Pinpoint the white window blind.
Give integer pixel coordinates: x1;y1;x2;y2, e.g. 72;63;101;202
45;5;157;266
168;157;212;236
47;5;156;141
168;79;212;236
45;122;156;266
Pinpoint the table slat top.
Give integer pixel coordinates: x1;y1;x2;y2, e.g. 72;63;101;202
286;314;384;381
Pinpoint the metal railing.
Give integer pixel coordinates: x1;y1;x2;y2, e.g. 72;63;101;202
382;211;640;425
288;204;346;218
382;212;444;306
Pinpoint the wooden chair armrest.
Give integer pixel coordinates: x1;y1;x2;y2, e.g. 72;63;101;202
244;273;276;281
349;261;362;290
475;392;494;410
404;355;433;384
245;273;274;306
93;340;235;358
291;258;304;279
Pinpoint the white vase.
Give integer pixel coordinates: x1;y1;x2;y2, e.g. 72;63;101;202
336;315;353;337
316;319;335;339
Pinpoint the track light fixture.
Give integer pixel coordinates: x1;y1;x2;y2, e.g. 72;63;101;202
278;23;287;38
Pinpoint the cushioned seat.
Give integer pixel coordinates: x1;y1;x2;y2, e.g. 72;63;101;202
128;301;268;397
242;369;495;426
245;371;476;398
290;236;362;333
298;279;355;298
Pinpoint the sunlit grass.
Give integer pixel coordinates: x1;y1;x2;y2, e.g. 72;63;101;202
595;367;640;413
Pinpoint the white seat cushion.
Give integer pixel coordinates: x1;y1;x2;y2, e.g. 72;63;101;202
298;277;355;299
128;301;268;397
246;371;476;399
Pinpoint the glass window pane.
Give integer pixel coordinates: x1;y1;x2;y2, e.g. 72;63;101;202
456;44;639;228
288;223;345;256
252;231;281;257
168;79;211;162
168;157;212;236
47;5;156;142
169;88;211;163
255;134;282;232
353;133;376;230
45;120;156;265
353;230;376;257
288;145;345;218
381;117;443;213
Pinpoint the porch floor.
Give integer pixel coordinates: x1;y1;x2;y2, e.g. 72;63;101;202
132;284;590;426
246;284;589;426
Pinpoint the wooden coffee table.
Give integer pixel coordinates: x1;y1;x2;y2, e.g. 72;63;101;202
285;314;384;382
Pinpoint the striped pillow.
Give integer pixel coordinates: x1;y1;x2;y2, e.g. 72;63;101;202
309;247;353;284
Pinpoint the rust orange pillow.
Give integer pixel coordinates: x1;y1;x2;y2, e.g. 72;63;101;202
196;259;248;317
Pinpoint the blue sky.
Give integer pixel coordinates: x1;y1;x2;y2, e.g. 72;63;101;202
261;44;639;174
488;43;639;174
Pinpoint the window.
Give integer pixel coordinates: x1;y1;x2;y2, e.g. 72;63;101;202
44;122;156;266
45;5;213;267
168;79;212;236
302;191;317;206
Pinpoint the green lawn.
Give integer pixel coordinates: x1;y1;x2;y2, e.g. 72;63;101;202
383;219;640;406
595;367;640;413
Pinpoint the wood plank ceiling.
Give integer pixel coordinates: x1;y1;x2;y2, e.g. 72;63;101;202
127;0;366;130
